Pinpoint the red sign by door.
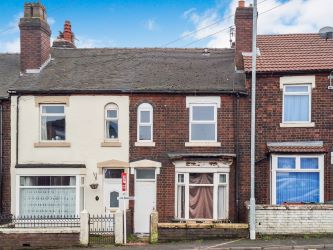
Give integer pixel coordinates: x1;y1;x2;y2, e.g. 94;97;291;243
121;172;127;192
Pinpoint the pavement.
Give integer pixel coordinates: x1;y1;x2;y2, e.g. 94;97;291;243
63;237;333;250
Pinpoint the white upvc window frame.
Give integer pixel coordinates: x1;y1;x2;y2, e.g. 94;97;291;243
271;154;324;205
16;175;81;216
282;84;312;124
39;104;66;141
189;103;217;142
104;103;119;140
137;103;153;143
174;172;229;220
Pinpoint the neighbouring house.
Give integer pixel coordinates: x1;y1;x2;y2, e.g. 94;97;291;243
236;1;333;234
0;55;19;215
7;1;251;236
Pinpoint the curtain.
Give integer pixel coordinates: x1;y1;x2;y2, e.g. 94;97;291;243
189;173;213;219
20;188;76;216
276;172;319;204
284;95;309;122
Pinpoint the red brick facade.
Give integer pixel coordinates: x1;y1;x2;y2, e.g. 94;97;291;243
0;100;11;215
129;94;251;223
253;72;333;204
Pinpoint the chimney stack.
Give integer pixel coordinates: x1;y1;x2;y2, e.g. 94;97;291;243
234;0;253;70
52;20;76;48
19;2;51;73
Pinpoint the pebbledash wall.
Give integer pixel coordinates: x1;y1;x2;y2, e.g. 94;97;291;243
254;73;333;205
255;204;333;235
129;93;251;223
10;95;130;216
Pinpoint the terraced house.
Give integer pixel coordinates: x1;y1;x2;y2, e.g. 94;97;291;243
1;0;333;243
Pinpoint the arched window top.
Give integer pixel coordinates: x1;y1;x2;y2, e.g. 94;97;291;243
138;103;153;111
105;103;119;139
137;103;153;142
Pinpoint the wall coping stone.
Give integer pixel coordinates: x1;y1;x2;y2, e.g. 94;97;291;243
0;228;80;234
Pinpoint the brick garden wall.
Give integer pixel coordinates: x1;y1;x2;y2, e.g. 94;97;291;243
0;231;80;248
255;204;333;235
129;94;251;223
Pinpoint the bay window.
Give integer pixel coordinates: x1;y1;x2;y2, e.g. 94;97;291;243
175;172;228;220
283;84;311;123
272;155;324;204
40;104;66;141
19;176;79;216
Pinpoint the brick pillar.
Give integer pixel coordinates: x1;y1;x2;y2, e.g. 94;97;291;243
234;1;253;70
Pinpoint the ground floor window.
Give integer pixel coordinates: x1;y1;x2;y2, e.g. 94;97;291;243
272;155;324;204
176;172;228;220
19;176;79;217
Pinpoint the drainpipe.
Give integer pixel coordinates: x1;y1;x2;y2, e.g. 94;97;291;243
235;93;240;222
0;103;3;214
16;95;21;166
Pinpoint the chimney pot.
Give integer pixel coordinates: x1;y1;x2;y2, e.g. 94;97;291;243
239;0;245;8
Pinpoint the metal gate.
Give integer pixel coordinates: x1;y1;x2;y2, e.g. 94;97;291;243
89;214;115;245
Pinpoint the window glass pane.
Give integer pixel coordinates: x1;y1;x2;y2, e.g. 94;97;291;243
20;187;76;216
284;95;309;122
191;124;215;141
276;172;319;204
107;110;117;118
219;174;226;183
110;191;119;208
136;169;155;179
285;86;309;92
189;173;213;184
20;176;76;186
192;106;215;121
178;174;184;183
106;120;118;139
218;186;227;219
41;116;66;140
189;186;213;219
140;111;151;123
177;185;185;218
278;157;296;169
105;169;124;179
301;158;319;169
139;125;151;140
42;106;64;114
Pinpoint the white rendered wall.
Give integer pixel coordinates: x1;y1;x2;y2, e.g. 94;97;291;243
11;95;129;215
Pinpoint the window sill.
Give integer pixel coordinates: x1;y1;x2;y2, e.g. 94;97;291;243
34;142;71;148
185;142;221;147
135;141;155;147
280;122;315;128
101;141;122;147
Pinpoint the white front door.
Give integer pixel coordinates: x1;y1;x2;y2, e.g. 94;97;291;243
103;169;125;212
134;168;156;234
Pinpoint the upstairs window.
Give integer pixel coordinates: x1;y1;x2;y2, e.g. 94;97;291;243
40;105;66;141
137;103;153;142
283;85;311;123
190;104;217;141
105;103;119;140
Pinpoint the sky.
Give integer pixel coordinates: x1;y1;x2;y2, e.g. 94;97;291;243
0;0;332;53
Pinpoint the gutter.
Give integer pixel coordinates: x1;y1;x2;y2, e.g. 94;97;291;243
8;89;248;96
